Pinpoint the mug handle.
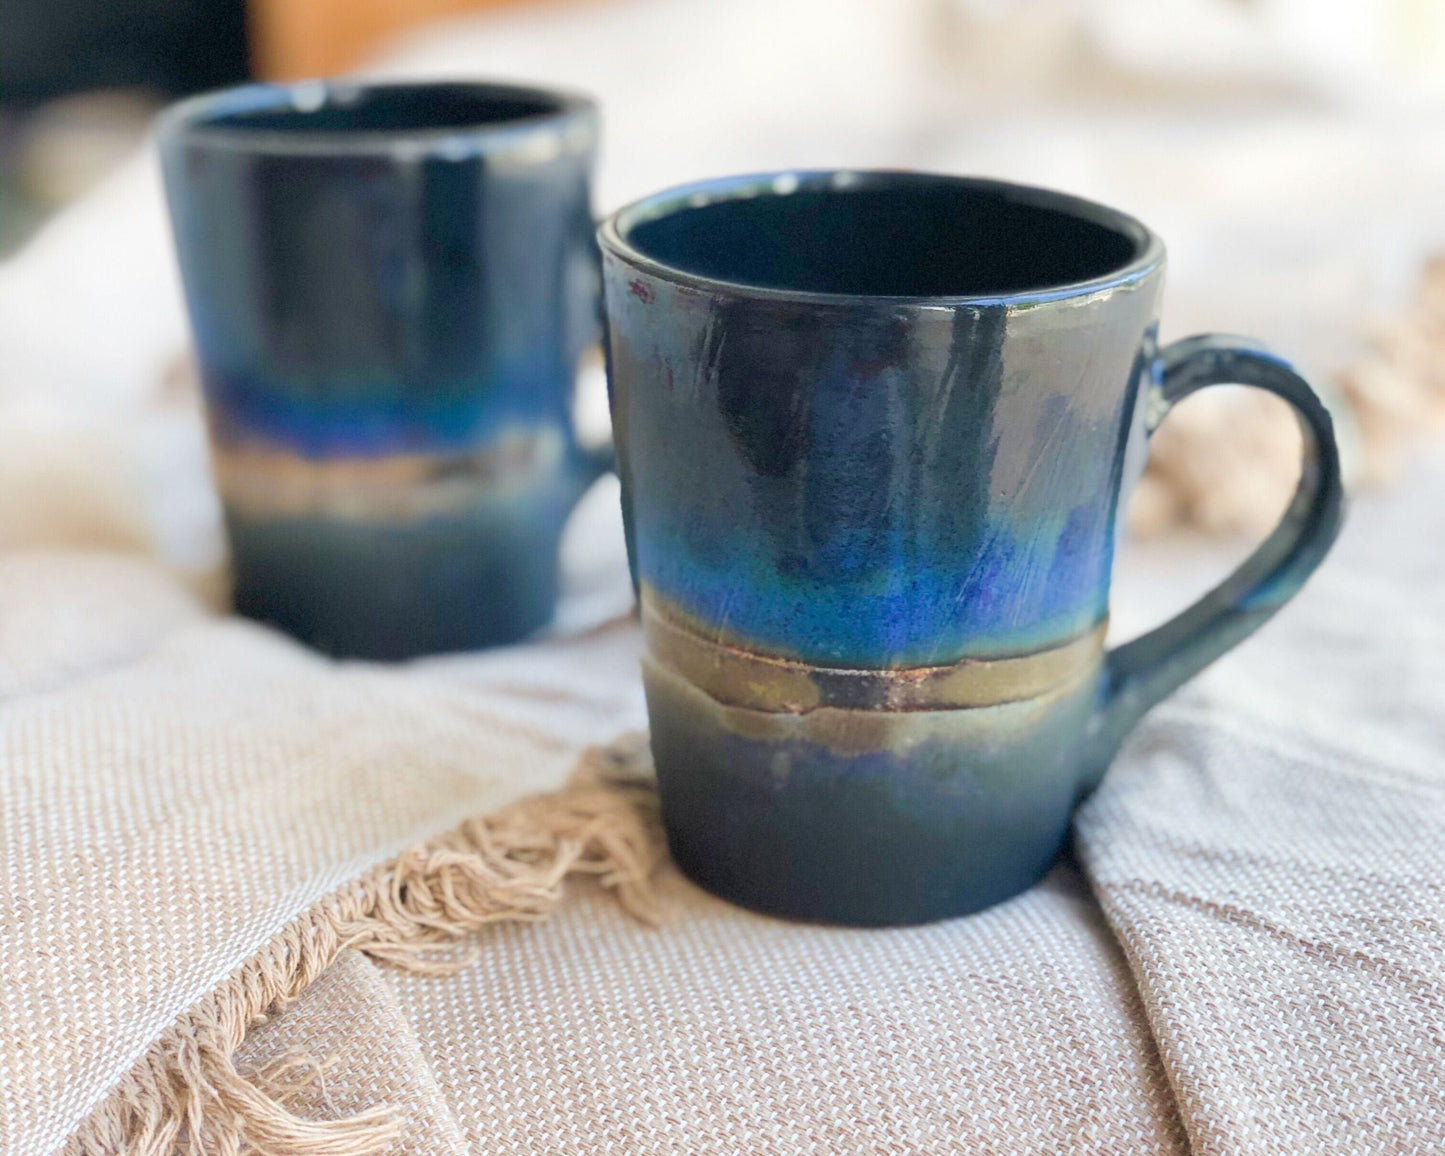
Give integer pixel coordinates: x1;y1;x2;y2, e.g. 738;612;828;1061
1081;334;1346;790
575;437;616;492
567;237;616;499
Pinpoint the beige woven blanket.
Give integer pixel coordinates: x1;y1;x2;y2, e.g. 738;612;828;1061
3;453;1443;1154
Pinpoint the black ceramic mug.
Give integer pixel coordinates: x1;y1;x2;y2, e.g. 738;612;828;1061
601;171;1344;926
159;81;607;659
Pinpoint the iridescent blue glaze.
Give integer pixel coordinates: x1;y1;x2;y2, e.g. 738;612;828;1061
159;81;606;658
608;266;1156;667
601;172;1345;925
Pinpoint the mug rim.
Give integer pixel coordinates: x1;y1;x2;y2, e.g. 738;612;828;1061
598;170;1165;308
154;79;598;159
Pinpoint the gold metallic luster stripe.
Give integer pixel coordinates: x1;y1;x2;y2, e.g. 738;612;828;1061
641;587;1106;714
212;427;564;521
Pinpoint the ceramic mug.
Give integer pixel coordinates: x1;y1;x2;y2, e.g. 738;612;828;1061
159;81;608;659
600;171;1344;926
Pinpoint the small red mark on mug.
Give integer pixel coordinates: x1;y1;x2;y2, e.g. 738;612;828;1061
629;279;654;303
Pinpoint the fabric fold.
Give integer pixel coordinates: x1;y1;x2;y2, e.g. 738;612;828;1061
61;745;661;1155
1077;457;1445;1154
0;551;640;1155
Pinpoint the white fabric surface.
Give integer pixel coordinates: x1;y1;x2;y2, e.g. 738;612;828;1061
5;456;1439;1153
1080;452;1445;1154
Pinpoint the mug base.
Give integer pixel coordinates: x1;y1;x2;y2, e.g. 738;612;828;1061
643;656;1099;927
226;503;564;660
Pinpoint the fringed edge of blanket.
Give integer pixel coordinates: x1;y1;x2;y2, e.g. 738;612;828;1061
62;735;663;1156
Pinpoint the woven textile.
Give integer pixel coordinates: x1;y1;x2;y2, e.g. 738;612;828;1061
2;455;1443;1152
383;864;1185;1154
1075;453;1445;1155
235;951;472;1156
0;550;643;1154
230;866;1188;1154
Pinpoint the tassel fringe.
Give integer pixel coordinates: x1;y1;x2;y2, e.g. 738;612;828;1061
63;737;662;1155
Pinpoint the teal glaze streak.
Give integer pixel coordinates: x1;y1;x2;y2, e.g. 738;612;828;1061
1081;335;1346;788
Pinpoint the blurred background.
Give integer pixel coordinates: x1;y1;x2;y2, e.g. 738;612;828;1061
1;0;1443;628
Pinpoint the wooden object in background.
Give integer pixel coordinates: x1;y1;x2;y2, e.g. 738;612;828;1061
250;0;560;81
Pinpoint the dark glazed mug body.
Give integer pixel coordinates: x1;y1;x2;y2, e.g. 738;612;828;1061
158;81;604;658
600;171;1343;925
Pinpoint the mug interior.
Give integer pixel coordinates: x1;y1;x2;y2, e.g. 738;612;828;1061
615;173;1150;299
176;82;571;137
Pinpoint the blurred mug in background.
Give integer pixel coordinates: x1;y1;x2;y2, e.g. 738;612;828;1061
158;80;608;658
